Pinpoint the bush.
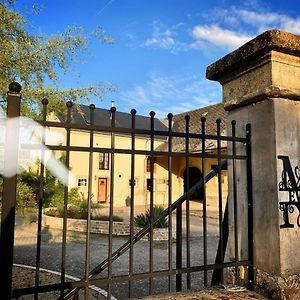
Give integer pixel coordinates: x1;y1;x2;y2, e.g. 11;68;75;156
44;204;123;222
76;199;101;211
134;206;168;228
50;187;82;210
18;164;82;209
92;215;123;222
16;181;36;213
0;177;36;213
45;208;60;217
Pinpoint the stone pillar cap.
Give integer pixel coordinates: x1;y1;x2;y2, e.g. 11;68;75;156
206;30;300;81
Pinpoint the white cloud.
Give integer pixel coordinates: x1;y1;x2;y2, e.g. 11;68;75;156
189;7;300;51
191;24;253;50
231;9;300;34
122;85;152;105
121;73;220;118
140;7;300;55
210;8;300;35
144;36;175;49
142;21;187;54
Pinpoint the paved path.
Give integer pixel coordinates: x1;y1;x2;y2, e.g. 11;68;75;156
13;213;230;299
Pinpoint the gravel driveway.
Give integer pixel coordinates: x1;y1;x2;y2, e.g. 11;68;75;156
13;213;222;299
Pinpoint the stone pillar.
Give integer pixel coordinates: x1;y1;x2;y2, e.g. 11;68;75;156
206;30;300;298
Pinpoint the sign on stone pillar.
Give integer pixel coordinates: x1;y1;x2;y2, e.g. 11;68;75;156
206;30;300;298
278;155;300;229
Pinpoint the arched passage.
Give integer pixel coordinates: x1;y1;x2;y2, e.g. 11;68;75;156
183;167;204;201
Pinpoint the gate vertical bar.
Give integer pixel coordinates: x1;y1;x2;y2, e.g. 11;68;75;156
60;101;72;299
34;98;48;300
0;82;21;300
176;114;182;292
108;106;116;299
149;111;155;295
231;120;239;283
167;113;173;292
201;117;208;287
176;203;182;292
129;109;136;298
211;199;229;285
176;115;183;292
217;119;224;283
246;123;254;290
84;104;95;300
185;115;191;289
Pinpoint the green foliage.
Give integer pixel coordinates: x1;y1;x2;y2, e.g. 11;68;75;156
17;155;81;209
125;196;131;207
16;181;36;213
44;155;81;208
49;187;82;210
92;215;124;222
18;169;39;200
1;154;84;212
134;206;169;228
75;199;102;211
45;205;123;222
0;2;115;117
45;206;87;219
0;175;36;213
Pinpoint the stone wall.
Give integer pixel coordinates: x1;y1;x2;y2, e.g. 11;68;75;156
206;29;300;299
42;214;172;241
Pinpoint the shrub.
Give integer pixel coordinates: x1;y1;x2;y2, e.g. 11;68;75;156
92;202;103;209
17;165;82;209
16;181;36;213
1;176;37;213
45;208;60;217
134;206;168;228
92;215;123;222
44;204;122;222
125;196;131;207
50;187;82;209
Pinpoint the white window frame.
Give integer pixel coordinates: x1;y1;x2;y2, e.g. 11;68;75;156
77;178;88;187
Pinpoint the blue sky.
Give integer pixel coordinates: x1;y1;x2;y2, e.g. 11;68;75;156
16;0;300;117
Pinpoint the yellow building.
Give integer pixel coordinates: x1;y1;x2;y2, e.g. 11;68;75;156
52;105;172;208
155;103;228;208
51;103;228;208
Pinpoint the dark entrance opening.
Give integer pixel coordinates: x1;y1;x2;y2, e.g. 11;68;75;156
183;167;204;201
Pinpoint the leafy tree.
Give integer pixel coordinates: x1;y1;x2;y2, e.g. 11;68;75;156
0;1;115;117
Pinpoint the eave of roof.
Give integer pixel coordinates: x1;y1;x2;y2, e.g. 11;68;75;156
57;105;169;141
156;103;228;152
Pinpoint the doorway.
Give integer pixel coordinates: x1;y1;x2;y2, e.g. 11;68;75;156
98;178;108;203
183;167;204;201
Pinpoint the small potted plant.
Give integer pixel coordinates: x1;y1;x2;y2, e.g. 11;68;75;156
125;196;131;207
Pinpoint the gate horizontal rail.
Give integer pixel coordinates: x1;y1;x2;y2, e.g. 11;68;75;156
12;260;251;298
18;144;248;160
32;119;247;143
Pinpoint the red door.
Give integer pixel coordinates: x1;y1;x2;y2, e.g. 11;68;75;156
98;178;107;203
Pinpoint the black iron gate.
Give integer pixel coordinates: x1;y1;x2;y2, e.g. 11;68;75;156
0;83;253;299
